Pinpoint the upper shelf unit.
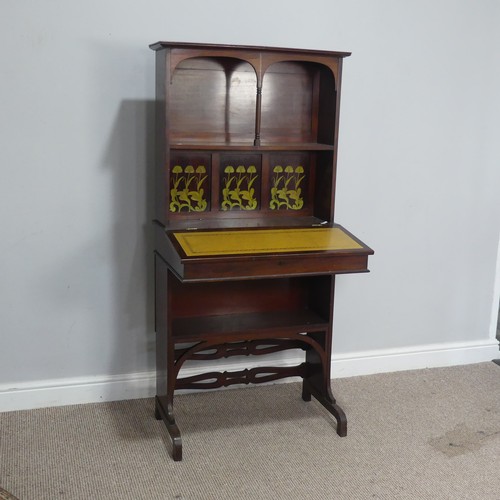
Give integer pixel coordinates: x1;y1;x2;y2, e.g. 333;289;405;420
150;42;351;226
150;42;350;149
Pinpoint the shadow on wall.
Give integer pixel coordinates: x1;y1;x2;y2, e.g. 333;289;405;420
102;99;157;381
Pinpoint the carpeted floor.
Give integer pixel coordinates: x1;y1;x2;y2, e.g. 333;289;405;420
1;362;499;499
0;487;19;500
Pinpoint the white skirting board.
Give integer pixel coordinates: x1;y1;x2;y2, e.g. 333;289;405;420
1;339;498;412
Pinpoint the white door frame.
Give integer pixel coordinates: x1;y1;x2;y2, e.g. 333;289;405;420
489;231;500;342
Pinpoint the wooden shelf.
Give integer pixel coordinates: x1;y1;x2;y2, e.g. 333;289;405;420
172;309;329;343
159;216;328;231
171;142;335;151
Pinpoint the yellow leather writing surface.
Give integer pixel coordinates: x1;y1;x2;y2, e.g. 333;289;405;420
173;227;363;257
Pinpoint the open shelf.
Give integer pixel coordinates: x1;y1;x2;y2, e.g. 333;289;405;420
172;309;329;343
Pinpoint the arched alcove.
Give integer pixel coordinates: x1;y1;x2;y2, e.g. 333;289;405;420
170;57;258;143
260;61;336;145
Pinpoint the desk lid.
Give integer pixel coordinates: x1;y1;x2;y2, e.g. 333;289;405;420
172;227;364;258
157;224;373;281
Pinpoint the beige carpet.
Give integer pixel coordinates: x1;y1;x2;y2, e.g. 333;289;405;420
0;487;19;500
1;362;499;499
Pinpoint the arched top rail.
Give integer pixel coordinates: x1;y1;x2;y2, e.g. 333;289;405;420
150;41;349;88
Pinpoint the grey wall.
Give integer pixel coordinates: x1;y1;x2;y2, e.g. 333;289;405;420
1;0;499;388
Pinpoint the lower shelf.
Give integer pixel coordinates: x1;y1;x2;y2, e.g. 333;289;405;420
172;309;329;342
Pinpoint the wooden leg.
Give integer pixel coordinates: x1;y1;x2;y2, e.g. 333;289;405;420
301;276;346;435
302;379;347;436
303;337;347;435
155;255;182;461
155;396;183;461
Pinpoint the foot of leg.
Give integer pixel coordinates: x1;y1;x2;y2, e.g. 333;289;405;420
320;396;347;436
303;380;347;437
155;396;183;461
301;382;312;402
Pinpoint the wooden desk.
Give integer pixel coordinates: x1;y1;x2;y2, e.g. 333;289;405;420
150;42;373;460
